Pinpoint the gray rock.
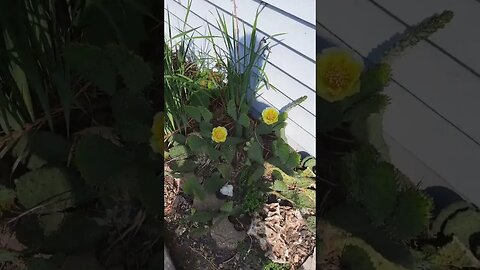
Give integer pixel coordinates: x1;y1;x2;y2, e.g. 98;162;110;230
164;246;176;270
300;248;316;270
211;217;246;250
193;193;224;211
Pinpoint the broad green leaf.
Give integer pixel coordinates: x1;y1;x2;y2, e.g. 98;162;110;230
183;177;206;200
285;151;301;170
238;113;250;128
248;166;265;184
27;131;71;169
74;135;129;187
204;174;226;193
247;140;264;164
64;43;116;95
108;44;152;93
227;99;237;120
273;140;290;164
198;106;213;122
186;134;207;152
326;204;415;268
360;162;397;224
185;106;202;122
301;156;316;170
189;90;211;108
341;245;375;270
443;208;480;247
199;121;213;138
272;180;288;192
169;145;189;159
170;159;196;172
221;144;235;163
278;112;288;122
172;134;187;145
388;189;432;240
224;137;244;145
206;146;222;161
38;213;65;236
256;122;272;135
15;167;80;213
217;164;233;179
111;91;153;143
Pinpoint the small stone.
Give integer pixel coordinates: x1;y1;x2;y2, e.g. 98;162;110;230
210;217;246;250
193;193;224;211
175;226;186;236
220;184;233;197
164;245;176;270
300;248;316;270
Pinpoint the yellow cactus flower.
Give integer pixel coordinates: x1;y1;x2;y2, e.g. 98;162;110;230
150;112;163;154
211;126;228;143
199;79;208;88
262;107;279;125
317;47;364;102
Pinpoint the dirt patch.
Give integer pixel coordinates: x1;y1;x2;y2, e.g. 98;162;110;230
248;203;316;268
164;174;269;270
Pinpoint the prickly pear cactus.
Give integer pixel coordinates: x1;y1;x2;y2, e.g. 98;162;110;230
0;185;15;213
341;245;375;270
432;200;480;259
319;221;408;270
74;135;129;188
15;167;79;213
270;167;315;210
426;236;480;269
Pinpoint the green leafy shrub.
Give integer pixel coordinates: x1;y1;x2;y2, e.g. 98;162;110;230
263;260;290;270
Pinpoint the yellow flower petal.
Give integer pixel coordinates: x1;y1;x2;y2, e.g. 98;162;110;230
150;112;164;154
317;47;364;102
211;126;228;143
261;107;279;125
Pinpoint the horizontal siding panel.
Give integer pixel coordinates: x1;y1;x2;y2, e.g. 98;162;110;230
384;83;480;207
196;0;315;60
169;0;316;90
372;0;480;74
317;0;480;143
383;133;454;189
164;10;316;116
260;0;315;25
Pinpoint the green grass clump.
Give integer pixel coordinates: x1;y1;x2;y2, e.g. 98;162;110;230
263;260;290;270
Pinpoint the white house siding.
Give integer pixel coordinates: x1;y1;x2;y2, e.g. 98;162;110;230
165;0;317;156
317;0;480;206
